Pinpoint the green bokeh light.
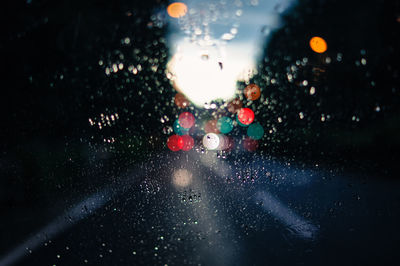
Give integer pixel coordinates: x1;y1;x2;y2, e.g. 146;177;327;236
247;122;264;140
173;119;189;135
217;116;233;134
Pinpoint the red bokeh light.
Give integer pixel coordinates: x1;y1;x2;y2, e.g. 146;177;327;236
237;108;255;125
181;135;194;151
219;135;234;151
178;112;195;129
167;135;184;151
243;137;258;152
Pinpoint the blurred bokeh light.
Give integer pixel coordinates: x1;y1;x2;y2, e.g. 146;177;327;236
309;36;328;53
167;2;188;18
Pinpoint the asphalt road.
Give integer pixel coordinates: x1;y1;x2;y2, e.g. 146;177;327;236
2;150;399;265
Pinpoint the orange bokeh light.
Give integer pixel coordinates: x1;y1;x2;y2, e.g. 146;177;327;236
174;93;190;108
244;84;261;100
309;36;327;53
204;119;220;134
227;98;243;113
167;2;188;18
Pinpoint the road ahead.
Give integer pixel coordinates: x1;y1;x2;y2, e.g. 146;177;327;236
2;150;399;265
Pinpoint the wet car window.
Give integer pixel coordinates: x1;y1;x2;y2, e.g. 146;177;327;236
1;0;400;265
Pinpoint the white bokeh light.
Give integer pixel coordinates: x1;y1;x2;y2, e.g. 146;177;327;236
172;169;193;188
203;133;220;150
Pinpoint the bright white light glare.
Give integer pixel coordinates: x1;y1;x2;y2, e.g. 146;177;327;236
203;133;220;150
166;0;297;107
168;43;255;107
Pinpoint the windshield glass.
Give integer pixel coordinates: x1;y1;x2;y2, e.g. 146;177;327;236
1;0;399;265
